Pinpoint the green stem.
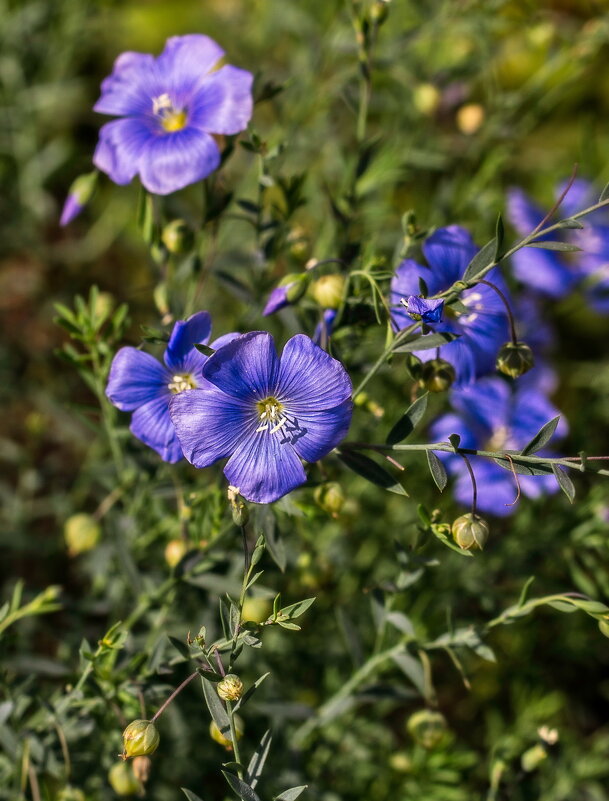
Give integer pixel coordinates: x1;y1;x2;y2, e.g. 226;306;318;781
226;700;243;775
352;321;420;398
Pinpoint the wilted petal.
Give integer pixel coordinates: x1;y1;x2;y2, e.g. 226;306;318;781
106;347;169;411
277;334;352;412
130;395;183;463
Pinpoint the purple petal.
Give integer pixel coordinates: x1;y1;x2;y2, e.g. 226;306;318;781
137;128;220;195
209;332;242;350
263;285;291;316
422;225;478;283
511;247;576;298
130;395;183;463
202;332;280;402
189;65;253;135
93;118;152;186
454;460;519;517
288;398;353;463
106;347;170;411
277;334;352;412
404;295;444;323
156;35;225;95
390;258;442;330
450;378;510;438
313;309;338;346
170;387;253;467
224;428;307;504
94;51;162;116
60;194;84;226
556;178;595;220
506;187;545;237
164;311;212;372
511;387;567;444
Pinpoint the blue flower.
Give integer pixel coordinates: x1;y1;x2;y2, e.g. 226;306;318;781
106;312;238;462
390;226;509;385
93;35;253;195
313;309;338;346
263;285;292;316
430;377;568;516
402;295;444;323
507;179;609;312
169;332;353;503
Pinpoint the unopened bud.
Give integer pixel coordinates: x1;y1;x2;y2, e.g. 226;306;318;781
209;716;243;749
164;538;188;568
108;761;141;796
162;219;195;254
121;719;159;760
217;674;244;702
60;170;98;226
496;341;534;378
285;274;310;304
64;513;100;556
314;482;345;517
132;755;152;783
419;358;456;393
451;513;489;551
228;486;249;526
456;103;485;134
310;274;345;309
521;743;548;772
406;709;448;749
153;282;170;317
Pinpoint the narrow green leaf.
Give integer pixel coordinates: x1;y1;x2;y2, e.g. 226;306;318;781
599;181;609;202
233;672;270;713
386;393;428;445
277;597;316;620
201;677;231;741
194;343;215;356
494;213;505;261
391;652;426;696
426;450;447;491
493;456;554;476
521;416;560;454
517;576;535;608
392;331;459;353
182;789;206;801
274;786;308;801
463;237;496;282
555;218;584;230
246;729;272;789
552;465;575;503
526;241;581;252
337;450;408;496
223;771;262;801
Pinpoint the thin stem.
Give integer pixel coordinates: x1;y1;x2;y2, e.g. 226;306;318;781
226;700;243;774
530;162;578;238
150;670;198;723
478;279;517;344
459;453;477;516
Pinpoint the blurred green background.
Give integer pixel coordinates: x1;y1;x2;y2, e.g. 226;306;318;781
3;0;609;799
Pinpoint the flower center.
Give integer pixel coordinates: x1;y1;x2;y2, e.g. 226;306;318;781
168;373;198;394
152;93;188;133
256;397;286;434
486;425;509;451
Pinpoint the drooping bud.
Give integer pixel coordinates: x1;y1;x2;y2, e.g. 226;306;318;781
228;485;249;526
121;719;160;760
406;709;448;749
263;274;309;316
419;358;456;393
108;761;141;796
310;274;345;310
496;341;535;378
313;482;345;517
209;716;244;749
132;756;152;783
217;674;244;702
64;513;100;556
164;538;188;568
60;170;98;226
401;295;444;324
451;513;489;551
161;219;195;254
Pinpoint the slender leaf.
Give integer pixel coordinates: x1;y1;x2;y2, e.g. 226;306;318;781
274;787;308;801
494;213;505;261
201;677;231;741
223;771;262;801
599;181;609;202
386;393;428;445
463;237;496;281
182;790;206;801
552;465;575;503
276;598;316;620
493;456;554;476
520;417;560;454
526;241;581;252
337;450;408;496
392;331;459;353
391;651;426;696
426;450;447;491
246;729;272;789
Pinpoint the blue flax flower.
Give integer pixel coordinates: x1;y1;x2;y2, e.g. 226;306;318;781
402;295;444;324
93;35;253;195
106;312;237;462
430;377;567;517
507;179;609;311
313;309;338;347
390;226;509;385
170;332;353;503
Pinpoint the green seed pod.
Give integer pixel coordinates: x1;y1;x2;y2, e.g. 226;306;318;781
161;219;195;254
64;513;100;556
496;341;535;378
108;762;141;796
310;274;345;309
209;716;244;750
217;674;244;702
419;358;456;393
406;709;448;749
121;719;160;760
313;482;345;517
451;513;489;551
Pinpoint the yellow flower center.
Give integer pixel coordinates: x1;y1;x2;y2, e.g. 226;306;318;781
256;397;285;433
152;93;188;133
168;373;197;394
486;425;509;451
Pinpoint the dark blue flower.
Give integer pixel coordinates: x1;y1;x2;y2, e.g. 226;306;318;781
402;295;444;323
93;35;253;195
430;377;567;516
106;312;238;462
313;309;338;346
169;332;353;503
507;179;609;312
390;226;509;385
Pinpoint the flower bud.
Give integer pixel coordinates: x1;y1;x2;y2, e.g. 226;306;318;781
419;358;456;393
217;674;244;702
451;513;489;551
370;0;390;25
60;170;98;226
164;538;188;568
57;787;86;801
153;281;170;317
313;482;345;517
64;513;100;556
228;485;249;526
121;719;160;760
406;709;448;749
108;761;141;796
285;274;310;304
521;743;548;772
310;274;345;310
209;716;243;749
413;83;440;116
161;219;195;254
132;755;152;783
496;341;535;378
456;103;485;134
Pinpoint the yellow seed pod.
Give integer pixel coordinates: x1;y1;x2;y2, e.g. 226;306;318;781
108;761;141;796
209;716;243;749
451;513;489;551
310;274;345;309
121;719;160;760
64;513;100;556
313;482;345;517
406;709;448;749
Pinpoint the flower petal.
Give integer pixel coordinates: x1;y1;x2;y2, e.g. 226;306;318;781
164;311;212;372
130;395;183;463
189;65;254;135
156;35;225;95
106;347;169;411
506;187;544;237
277;334;352;412
390;258;443;329
422;225;478;284
511;247;576;298
263;285;290;316
202;332;280;401
93;118;152;186
170;387;253;467
289;398;353;463
556;178;595;220
224;429;307;504
450;378;511;440
137;128;220;195
454;460;518;517
94;51;162;116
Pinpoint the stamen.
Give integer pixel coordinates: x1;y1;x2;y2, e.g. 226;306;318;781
168;373;198;394
152;93;188;133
